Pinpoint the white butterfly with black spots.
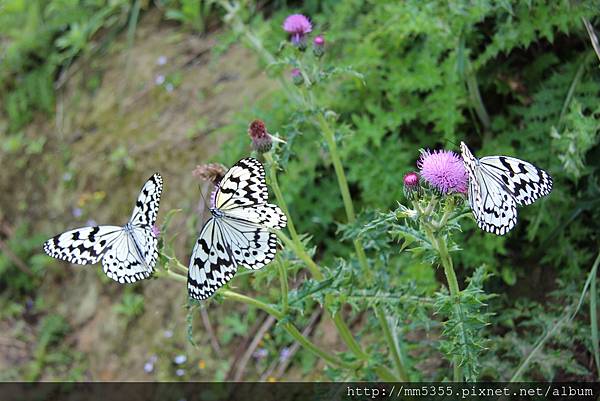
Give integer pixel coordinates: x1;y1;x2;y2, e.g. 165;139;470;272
460;142;553;235
44;173;163;283
187;157;287;300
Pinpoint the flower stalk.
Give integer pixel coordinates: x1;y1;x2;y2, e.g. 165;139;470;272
164;267;357;371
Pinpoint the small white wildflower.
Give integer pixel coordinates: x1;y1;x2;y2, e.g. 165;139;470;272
174;354;187;364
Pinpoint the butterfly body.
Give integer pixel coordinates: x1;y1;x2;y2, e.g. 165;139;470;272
44;173;163;283
188;158;287;300
460;142;552;235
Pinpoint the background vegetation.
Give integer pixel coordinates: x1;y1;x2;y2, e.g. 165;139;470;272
0;0;599;381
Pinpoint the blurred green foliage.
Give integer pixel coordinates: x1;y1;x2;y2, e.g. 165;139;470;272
0;0;135;132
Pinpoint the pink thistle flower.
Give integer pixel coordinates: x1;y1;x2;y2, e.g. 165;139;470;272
283;14;312;47
417;149;468;194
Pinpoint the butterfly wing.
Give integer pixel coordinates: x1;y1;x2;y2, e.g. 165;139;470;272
187;218;238;300
214;158;268;210
461;142;518;235
129;173;163;227
44;226;123;265
101;228;157;283
468;166;518;235
221;204;287;230
479;156;552;206
219;218;278;270
45;174;162;283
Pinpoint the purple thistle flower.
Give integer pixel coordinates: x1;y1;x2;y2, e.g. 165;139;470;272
151;225;161;238
417;149;468;194
283;14;312;48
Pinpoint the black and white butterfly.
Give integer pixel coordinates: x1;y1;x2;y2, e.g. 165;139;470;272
460;142;552;235
44;173;163;283
187;158;287;300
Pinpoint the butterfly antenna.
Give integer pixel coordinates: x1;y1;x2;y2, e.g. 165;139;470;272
445;139;460;148
197;183;212;212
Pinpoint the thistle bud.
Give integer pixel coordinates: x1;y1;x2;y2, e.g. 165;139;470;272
291;68;304;86
313;35;325;57
403;171;421;199
248;120;273;153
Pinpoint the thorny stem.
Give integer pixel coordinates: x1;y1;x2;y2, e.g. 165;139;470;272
376;307;409;381
422;219;463;381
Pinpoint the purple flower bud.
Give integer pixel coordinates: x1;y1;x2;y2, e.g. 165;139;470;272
248;120;273;153
291;68;304;86
403;172;421;199
313;35;325;57
151;225;161;238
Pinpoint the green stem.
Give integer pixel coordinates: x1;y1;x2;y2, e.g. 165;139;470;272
317;113;411;380
376;307;409;381
280;322;358;370
316;113;372;281
277;259;289;314
316;114;356;223
424;224;462;381
264;153;300;242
